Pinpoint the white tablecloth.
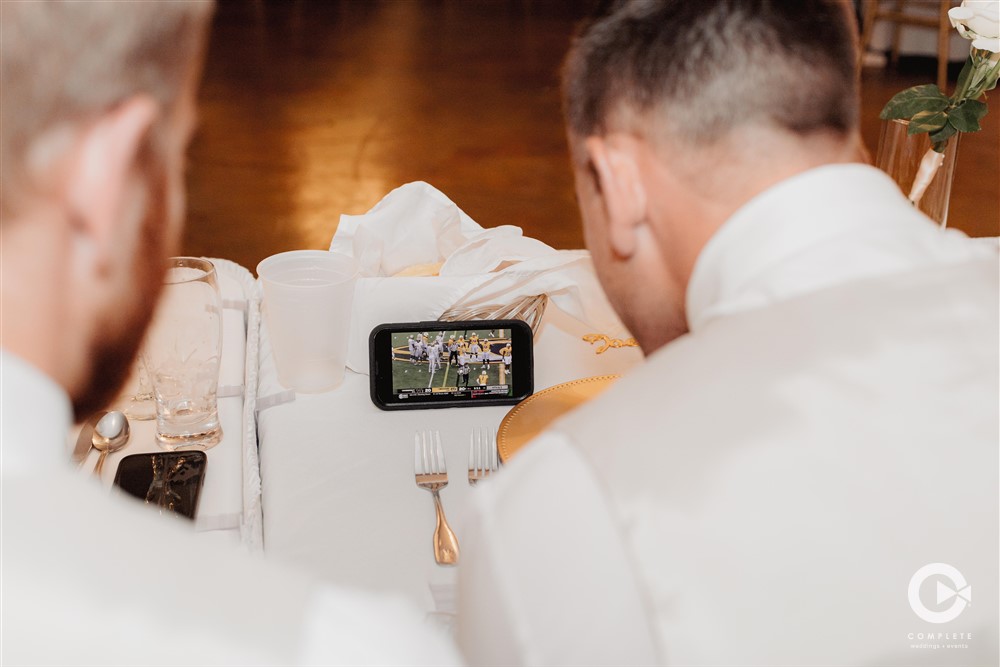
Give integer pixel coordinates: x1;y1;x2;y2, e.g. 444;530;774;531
256;293;643;613
81;259;264;550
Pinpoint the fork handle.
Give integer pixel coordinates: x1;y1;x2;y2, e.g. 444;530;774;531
431;491;460;566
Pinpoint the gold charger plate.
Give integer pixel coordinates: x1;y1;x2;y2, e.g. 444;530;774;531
497;375;620;462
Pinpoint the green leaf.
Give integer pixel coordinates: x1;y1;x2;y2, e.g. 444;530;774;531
929;122;957;146
880;84;950;120
947;99;988;132
907;110;948;134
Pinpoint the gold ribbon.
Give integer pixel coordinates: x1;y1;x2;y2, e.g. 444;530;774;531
583;333;639;354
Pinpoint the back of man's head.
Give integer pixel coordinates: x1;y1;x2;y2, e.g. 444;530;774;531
563;0;859;146
559;0;862;354
0;0;213;219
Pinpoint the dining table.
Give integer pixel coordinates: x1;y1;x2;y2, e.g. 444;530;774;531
254;272;643;618
81;244;645;618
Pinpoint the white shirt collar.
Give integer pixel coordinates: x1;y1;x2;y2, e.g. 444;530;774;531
685;163;991;332
1;349;74;476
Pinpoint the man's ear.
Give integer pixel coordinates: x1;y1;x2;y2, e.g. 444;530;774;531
584;134;647;259
64;95;159;267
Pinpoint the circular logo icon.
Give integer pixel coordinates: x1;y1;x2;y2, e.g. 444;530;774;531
908;563;972;624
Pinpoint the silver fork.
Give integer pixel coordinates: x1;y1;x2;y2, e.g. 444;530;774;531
468;427;499;486
414;430;460;566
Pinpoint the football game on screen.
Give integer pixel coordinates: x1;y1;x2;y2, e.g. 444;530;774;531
391;328;514;400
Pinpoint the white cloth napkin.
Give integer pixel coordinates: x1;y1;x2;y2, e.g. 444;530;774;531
331;181;631;373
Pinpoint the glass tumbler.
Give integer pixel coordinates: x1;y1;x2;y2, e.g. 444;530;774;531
145;257;223;450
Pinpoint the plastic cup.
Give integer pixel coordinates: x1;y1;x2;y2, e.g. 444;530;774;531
257;250;358;393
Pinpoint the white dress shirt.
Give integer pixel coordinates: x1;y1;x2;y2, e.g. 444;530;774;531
1;350;462;666
457;164;999;666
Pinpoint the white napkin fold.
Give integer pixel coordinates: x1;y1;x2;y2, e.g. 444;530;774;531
331;181;631;374
332;181;482;277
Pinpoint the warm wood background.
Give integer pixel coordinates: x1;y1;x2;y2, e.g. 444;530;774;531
183;0;999;273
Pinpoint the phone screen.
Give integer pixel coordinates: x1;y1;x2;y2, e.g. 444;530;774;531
370;319;533;410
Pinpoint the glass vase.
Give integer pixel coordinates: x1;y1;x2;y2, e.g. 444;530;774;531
875;118;960;228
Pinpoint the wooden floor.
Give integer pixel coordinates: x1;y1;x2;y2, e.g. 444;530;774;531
183;0;999;273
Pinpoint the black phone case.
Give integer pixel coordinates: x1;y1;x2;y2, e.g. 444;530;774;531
113;451;207;520
369;319;533;410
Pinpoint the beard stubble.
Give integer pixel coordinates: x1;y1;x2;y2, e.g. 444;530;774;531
71;148;170;421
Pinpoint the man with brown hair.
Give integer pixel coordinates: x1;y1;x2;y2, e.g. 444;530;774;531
458;1;998;665
1;3;458;663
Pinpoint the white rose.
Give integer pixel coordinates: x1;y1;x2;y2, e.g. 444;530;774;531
972;36;1000;55
949;0;1000;42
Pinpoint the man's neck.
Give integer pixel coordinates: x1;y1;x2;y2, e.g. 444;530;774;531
656;127;866;304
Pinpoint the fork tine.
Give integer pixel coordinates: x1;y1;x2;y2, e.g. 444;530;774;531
479;428;486;475
480;428;486;473
435;431;445;474
477;428;484;473
471;429;478;474
422;431;431;475
482;427;488;474
468;430;475;474
474;427;482;477
470;430;476;476
491;428;499;471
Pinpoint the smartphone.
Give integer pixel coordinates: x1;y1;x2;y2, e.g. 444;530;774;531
113;451;207;520
369;319;534;410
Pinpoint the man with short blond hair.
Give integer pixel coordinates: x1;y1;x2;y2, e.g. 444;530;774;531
1;3;459;664
458;1;999;665
1;0;210;421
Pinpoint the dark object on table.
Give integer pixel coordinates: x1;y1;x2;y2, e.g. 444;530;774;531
113;452;207;520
